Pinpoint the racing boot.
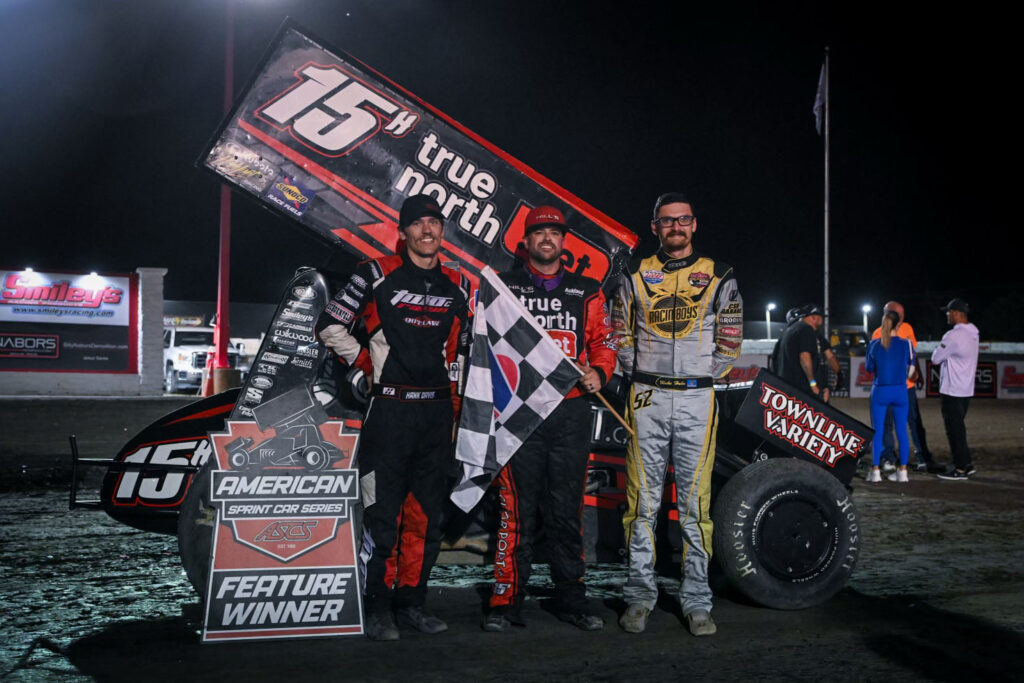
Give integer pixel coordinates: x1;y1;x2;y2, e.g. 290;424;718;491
364;609;400;641
619;604;650;633
482;596;525;632
686;609;717;636
482;607;512;632
396;605;448;634
557;610;605;631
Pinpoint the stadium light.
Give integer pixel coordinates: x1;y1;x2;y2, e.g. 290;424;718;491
765;303;776;341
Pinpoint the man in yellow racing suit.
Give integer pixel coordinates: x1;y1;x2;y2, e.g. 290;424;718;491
611;192;743;636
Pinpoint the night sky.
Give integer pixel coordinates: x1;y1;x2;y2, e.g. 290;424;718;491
3;1;1018;341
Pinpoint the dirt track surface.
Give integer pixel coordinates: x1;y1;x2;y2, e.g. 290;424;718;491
1;397;1023;681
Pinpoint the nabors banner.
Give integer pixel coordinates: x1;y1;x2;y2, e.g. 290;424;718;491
199;21;637;292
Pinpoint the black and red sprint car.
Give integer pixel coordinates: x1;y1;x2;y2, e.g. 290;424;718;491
71;266;871;611
69;21;872;611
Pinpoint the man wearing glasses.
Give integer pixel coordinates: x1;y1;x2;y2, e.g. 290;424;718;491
611;192;743;636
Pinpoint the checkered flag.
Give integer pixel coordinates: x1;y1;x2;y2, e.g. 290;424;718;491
450;267;583;512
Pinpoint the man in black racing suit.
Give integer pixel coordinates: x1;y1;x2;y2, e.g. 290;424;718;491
317;194;470;641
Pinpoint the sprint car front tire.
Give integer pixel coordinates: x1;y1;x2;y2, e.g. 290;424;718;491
177;463;215;597
712;457;859;610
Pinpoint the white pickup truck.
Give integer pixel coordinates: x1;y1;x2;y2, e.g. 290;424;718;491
162;326;244;393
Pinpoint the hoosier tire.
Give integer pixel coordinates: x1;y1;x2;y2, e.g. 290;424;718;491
177;463;216;597
712;458;859;610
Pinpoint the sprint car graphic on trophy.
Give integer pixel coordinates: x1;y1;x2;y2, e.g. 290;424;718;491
224;387;343;471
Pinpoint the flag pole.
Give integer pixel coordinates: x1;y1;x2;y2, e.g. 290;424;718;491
594;390;635;437
823;47;831;336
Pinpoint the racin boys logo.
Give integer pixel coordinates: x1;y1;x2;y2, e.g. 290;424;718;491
647;294;699;339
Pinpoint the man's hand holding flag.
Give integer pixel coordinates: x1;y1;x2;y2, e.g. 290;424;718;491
450;267;583;513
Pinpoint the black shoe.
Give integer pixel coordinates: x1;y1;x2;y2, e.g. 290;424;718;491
915;462;928;472
965;463;977;476
557;611;605;631
364;610;400;641
396;605;448;634
925;462;947;474
937;468;970;481
481;609;511;632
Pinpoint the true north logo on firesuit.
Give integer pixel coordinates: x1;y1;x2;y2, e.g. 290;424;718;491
512;288;580;355
647;294;699;338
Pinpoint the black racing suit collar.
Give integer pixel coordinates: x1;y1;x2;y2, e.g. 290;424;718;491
656;249;700;272
400;248;444;279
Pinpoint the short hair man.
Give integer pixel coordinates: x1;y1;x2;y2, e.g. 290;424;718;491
870;301;944;474
771;304;840;401
317;194;470;640
611;192;743;636
482;205;616;633
775;304;825;396
934;298;980;481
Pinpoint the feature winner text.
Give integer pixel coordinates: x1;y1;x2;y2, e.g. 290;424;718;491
207;568;358;630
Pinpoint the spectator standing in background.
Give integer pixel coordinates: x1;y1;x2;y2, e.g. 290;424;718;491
775;304;826;398
934;298;980;481
870;301;944;473
864;309;914;483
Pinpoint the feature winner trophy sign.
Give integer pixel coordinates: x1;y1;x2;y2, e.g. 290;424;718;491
197;20;637;292
201;269;364;641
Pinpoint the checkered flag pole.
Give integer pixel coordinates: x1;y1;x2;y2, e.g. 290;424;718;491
450;267;583;513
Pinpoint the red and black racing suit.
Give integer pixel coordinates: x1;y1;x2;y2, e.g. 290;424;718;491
489;264;616;616
317;251;469;614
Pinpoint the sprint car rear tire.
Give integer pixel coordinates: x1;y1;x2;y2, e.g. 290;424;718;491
178;463;215;597
712;458;859;610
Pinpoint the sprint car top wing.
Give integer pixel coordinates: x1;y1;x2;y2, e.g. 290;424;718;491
198;19;638;293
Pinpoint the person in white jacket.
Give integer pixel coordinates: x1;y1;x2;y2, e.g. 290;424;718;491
933;298;980;481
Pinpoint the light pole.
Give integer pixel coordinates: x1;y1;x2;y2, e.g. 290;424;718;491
861;304;872;337
765;303;776;340
211;0;236;394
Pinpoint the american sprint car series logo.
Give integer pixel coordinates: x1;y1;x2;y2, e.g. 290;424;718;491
209;420;359;562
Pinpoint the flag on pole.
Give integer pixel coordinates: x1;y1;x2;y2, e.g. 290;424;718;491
450;267;583;512
813;62;826;135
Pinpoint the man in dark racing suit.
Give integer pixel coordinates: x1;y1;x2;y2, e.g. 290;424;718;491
317;194;470;641
482;205;616;633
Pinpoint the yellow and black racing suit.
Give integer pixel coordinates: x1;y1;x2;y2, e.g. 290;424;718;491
611;249;742;616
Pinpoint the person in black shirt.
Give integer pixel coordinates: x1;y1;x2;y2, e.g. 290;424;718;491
775;304;825;396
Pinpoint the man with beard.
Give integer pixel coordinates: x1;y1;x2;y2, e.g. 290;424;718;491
482;205;616;633
612;192;743;636
317;194;470;641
